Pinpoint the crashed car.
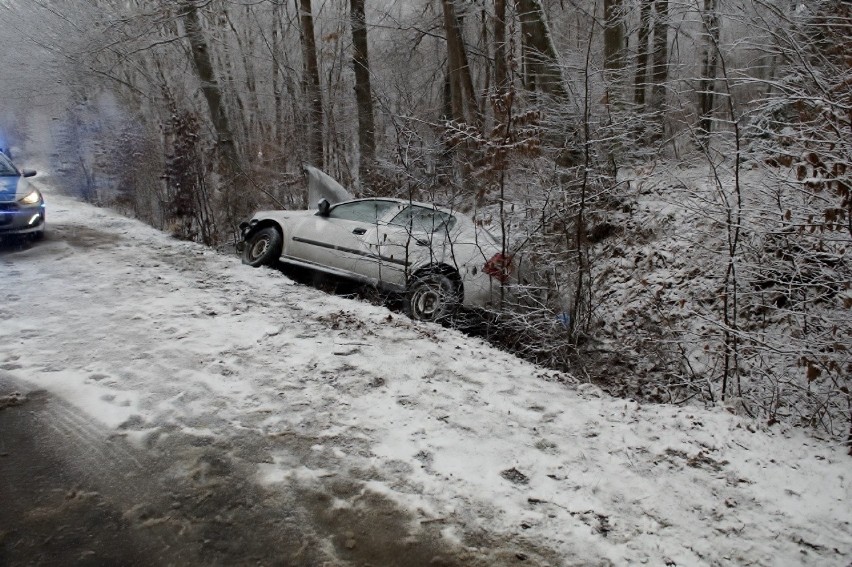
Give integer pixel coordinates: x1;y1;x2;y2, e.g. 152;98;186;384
238;168;512;322
0;152;44;240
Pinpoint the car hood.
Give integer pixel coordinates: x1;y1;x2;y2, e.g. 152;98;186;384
0;175;27;203
305;165;353;205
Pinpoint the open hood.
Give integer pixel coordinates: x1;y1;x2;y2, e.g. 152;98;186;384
304;165;353;206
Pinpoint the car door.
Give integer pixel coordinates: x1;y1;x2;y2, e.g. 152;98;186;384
287;199;397;279
374;205;458;286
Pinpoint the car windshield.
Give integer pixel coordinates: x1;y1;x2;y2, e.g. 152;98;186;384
0;153;18;176
389;205;457;234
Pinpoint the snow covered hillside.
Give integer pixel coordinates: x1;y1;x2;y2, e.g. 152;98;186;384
1;186;850;565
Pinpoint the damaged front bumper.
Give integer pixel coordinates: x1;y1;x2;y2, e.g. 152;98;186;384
235;219;258;252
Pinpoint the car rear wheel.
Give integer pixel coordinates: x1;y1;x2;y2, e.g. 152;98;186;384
405;272;460;323
242;227;282;267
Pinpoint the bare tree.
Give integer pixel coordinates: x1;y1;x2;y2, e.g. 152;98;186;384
516;0;566;99
633;0;652;107
494;0;508;92
350;0;375;183
603;0;626;74
272;1;285;147
298;0;324;167
180;0;241;173
649;0;669;139
442;0;481;124
697;0;719;144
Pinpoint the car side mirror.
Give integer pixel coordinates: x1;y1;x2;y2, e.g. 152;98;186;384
317;198;330;217
22;169;36;178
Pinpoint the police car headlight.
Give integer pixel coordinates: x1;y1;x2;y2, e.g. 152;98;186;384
18;190;41;205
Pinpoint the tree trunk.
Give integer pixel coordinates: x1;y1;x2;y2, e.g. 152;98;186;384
480;6;491;111
697;0;719;144
633;0;652;107
650;0;669;139
223;6;262;147
180;0;241;174
298;0;324;167
442;0;464;122
272;0;284;147
455;9;482;124
350;0;375;181
214;15;248;154
516;0;566;99
494;0;508;92
603;0;625;72
603;0;626;108
441;0;480;124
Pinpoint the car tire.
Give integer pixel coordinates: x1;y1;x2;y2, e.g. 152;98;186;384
242;227;282;267
404;272;460;323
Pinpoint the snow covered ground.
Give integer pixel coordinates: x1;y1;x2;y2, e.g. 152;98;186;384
1;185;850;565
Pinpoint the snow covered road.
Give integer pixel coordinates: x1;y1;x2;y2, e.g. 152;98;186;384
1;190;850;566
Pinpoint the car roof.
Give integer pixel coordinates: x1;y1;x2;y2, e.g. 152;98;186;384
337;197;464;217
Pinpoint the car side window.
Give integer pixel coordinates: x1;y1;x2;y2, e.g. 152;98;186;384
389;206;456;234
328;200;396;223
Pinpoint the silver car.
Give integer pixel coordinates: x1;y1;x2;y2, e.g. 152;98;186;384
0;152;44;240
238;197;512;321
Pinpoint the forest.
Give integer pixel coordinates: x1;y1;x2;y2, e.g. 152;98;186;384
0;0;848;449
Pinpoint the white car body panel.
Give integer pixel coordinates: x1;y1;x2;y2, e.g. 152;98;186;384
247;199;506;309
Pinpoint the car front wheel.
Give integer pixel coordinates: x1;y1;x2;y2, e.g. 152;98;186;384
405;272;460;323
242;227;282;267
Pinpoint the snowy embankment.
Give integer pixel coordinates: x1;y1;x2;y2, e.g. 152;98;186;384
1;187;849;565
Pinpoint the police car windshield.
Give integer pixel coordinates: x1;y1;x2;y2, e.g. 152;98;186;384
0;154;18;176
